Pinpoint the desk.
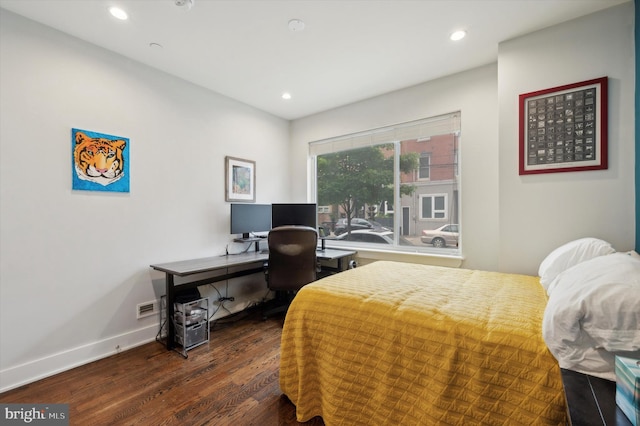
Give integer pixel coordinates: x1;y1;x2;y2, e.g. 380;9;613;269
151;248;355;350
316;248;356;273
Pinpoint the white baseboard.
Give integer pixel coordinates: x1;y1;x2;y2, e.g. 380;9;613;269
0;324;158;393
0;297;268;393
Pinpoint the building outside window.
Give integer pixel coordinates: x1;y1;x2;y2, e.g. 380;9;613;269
310;113;460;254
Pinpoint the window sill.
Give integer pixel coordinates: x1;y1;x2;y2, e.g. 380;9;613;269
325;243;463;268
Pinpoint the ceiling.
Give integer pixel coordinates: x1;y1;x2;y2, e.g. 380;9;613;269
0;0;629;120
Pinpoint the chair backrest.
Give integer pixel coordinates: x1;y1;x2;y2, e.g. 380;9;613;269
267;225;318;291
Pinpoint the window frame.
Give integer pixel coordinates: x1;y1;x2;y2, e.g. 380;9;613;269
418;152;431;180
308;113;461;256
419;193;449;220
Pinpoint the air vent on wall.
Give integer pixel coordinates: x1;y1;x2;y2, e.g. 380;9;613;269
137;300;160;319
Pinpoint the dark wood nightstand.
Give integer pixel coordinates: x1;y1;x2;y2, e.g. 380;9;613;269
560;368;633;426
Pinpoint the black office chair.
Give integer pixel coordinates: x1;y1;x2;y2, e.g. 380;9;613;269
263;225;318;318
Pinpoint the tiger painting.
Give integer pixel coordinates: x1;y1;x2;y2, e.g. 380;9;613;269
73;131;126;187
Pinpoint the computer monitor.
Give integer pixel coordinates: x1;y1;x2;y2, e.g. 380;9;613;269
271;203;317;229
230;203;272;239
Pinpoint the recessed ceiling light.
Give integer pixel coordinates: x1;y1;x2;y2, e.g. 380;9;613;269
282;92;292;100
109;7;128;20
175;0;194;11
450;30;466;41
288;19;305;32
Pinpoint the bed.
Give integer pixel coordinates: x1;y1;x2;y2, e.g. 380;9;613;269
279;260;566;425
280;238;640;425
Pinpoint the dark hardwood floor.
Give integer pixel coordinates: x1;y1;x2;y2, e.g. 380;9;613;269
0;307;324;426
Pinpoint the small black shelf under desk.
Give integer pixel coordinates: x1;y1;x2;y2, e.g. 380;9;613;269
561;368;632;426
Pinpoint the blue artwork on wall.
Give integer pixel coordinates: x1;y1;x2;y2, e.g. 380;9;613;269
71;128;130;193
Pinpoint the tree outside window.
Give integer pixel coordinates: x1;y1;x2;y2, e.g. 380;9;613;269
317;144;418;234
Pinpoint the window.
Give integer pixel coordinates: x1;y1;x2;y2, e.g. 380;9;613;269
310;113;461;254
419;153;430;180
420;194;447;219
442;224;458;233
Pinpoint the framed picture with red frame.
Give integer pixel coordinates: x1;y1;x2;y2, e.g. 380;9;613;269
519;77;608;175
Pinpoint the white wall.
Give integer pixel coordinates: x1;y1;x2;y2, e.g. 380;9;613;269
0;11;290;391
290;3;635;275
497;3;636;274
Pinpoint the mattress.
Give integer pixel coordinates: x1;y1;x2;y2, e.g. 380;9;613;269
279;261;565;425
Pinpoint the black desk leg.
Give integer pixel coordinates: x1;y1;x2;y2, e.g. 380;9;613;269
166;273;175;350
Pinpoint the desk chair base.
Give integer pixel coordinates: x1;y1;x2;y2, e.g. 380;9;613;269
262;290;297;319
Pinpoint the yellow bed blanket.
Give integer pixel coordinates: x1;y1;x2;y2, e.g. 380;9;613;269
279;261;565;425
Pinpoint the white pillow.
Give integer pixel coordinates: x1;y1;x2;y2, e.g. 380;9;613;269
542;253;640;380
538;237;615;293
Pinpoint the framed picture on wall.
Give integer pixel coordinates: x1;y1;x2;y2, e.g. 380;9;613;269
225;156;255;202
72;128;130;192
519;77;608;175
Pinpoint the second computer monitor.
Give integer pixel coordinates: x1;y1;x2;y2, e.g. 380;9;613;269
271;203;317;229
